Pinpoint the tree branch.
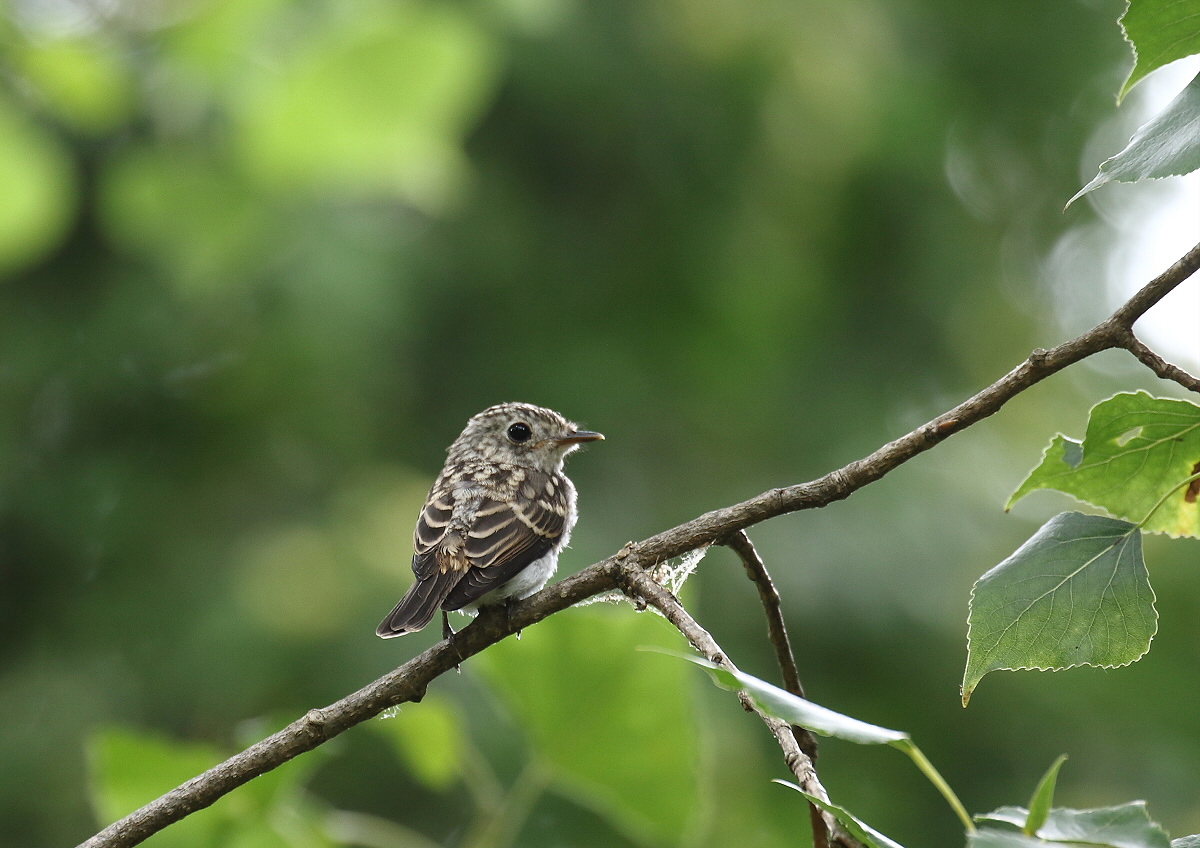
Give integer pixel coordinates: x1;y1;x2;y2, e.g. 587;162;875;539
78;241;1200;848
723;531;805;698
722;530;827;844
78;565;622;848
1113;328;1200;394
722;531;817;749
614;566;857;848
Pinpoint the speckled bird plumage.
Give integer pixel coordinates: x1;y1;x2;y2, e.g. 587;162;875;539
377;403;603;638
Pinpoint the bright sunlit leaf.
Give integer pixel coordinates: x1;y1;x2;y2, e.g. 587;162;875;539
963;512;1155;705
232;1;501;211
668;652;907;744
0;93;76;279
15;38;133;134
1008;393;1200;538
89;728;225;848
1070;73;1200;205
89;725;333;847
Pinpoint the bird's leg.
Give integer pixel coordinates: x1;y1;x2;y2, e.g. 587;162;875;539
506;597;522;640
442;611;463;671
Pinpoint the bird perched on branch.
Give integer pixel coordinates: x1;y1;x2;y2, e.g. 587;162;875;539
377;402;603;638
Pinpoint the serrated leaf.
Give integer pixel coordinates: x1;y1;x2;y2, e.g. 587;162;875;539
963;512;1156;705
774;783;907;848
1008;392;1200;538
1026;755;1067;835
373;694;462;790
1070;72;1200;205
1119;0;1200;101
981;802;1170;848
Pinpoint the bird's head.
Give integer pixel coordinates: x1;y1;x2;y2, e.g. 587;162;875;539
448;402;603;472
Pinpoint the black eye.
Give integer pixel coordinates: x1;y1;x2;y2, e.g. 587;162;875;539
507;422;532;443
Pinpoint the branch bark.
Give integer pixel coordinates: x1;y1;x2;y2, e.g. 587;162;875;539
79;241;1200;848
1114;329;1200;394
724;532;804;698
614;566;857;848
722;530;828;845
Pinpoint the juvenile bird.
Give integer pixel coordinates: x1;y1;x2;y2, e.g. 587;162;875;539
376;402;603;638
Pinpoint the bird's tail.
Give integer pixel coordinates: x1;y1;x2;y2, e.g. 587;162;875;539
376;571;459;638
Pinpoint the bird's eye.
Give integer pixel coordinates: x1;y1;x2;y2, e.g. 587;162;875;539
507;422;533;443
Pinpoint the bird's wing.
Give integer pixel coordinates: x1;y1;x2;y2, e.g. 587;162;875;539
412;490;455;577
376;487;466;637
441;480;568;610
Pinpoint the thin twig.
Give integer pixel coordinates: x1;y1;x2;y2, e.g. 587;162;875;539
722;531;818;751
78;241;1200;848
722;530;824;845
615;567;856;848
1114;329;1200;394
723;531;805;699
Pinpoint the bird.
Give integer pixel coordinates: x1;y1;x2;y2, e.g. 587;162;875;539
376;402;603;638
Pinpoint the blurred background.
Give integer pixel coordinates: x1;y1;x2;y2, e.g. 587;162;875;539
1;0;1198;845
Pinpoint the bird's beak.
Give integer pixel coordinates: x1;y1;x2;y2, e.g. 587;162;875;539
555;430;604;445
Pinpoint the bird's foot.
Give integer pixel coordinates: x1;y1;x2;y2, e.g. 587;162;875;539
504;597;523;640
442;611;463;671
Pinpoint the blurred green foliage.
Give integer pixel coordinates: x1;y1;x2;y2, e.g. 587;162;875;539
1;0;1198;846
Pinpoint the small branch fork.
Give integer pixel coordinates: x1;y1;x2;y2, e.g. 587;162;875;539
78;243;1200;848
1113;329;1200;394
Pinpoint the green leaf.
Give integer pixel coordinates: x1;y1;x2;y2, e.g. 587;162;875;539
670;652;975;830
88;725;336;848
978;806;1033;829
978;802;1170;848
474;607;698;844
774;783;907;848
99;146;270;293
88;728;225;848
1008;392;1200;539
1025;755;1067;835
232;2;501;211
373;693;463;790
664;652;907;745
15;38;133;134
0;92;76;279
1119;0;1200;101
1070;73;1200;205
962;512;1155;705
969;828;1053;848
